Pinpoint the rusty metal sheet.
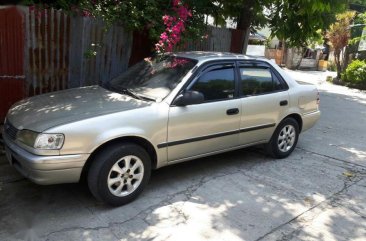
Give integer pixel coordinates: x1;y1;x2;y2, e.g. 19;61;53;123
1;6;133;122
0;7;25;122
129;30;153;67
230;29;244;53
25;7;71;95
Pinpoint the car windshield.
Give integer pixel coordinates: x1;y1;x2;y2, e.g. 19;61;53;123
105;56;197;101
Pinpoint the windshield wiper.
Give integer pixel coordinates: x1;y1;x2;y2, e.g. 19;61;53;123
104;83;156;102
120;88;155;102
137;94;157;102
118;88;142;100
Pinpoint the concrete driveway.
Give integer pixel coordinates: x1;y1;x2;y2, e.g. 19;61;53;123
0;70;365;241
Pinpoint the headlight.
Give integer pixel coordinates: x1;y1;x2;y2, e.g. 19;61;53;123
16;130;64;150
34;134;65;150
16;130;39;147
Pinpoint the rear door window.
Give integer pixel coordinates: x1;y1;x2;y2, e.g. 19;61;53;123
240;67;286;96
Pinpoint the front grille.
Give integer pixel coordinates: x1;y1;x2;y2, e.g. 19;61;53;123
4;120;18;140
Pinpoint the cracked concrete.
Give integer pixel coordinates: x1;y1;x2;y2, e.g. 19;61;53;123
1;69;366;241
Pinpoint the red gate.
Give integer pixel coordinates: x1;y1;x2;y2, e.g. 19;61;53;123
0;7;25;122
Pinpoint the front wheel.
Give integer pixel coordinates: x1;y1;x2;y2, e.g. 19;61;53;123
266;118;299;158
87;143;151;206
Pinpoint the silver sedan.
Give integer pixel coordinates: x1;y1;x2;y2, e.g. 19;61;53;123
3;52;320;206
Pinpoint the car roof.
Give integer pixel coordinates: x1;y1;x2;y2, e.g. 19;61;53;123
171;51;298;88
172;51;265;62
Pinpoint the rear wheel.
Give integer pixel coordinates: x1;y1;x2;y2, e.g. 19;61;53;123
87;143;151;206
266;118;299;158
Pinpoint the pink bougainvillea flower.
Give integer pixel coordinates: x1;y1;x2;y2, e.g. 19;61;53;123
160;32;169;41
155;0;191;54
162;15;170;24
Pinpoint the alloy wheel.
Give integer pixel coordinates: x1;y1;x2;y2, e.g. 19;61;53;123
107;155;144;197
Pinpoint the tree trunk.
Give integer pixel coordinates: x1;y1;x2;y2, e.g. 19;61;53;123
242;30;250;54
281;39;286;66
295;48;305;70
236;2;254;54
334;49;342;79
342;46;349;72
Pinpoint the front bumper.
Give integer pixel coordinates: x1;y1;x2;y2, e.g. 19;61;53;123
3;132;89;185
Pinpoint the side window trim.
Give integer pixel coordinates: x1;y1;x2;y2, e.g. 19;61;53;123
234;61;241;99
239;66;273;96
187;63;235;90
237;62;288;97
187;62;237;103
270;68;289;90
237;60;289;90
271;71;286;91
170;60;239;106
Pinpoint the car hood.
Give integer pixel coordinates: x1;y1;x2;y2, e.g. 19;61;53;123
7;86;150;132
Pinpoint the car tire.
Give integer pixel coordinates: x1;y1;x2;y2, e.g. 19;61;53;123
266;118;299;159
87;143;151;206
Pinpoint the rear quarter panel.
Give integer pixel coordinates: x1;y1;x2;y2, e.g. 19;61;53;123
287;82;320;132
290;82;319;115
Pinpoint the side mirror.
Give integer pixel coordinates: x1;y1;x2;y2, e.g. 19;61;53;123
173;91;204;106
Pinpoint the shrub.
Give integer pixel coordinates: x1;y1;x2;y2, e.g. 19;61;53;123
342;59;366;88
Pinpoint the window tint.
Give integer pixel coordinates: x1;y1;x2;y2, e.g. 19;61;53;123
189;67;235;101
273;73;284;91
240;67;284;96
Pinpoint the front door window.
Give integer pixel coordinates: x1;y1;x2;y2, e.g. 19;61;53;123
189;66;235;102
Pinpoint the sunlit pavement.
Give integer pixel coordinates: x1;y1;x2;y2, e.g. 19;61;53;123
1;70;366;241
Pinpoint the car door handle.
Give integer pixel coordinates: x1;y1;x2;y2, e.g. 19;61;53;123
280;100;288;106
226;108;239;115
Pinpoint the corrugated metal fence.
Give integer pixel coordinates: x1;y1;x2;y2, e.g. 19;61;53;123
68;15;132;88
0;7;25;123
25;7;70;95
24;7;132;94
0;6;132;121
175;26;232;52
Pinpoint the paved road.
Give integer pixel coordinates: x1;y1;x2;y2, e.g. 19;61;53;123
0;70;365;241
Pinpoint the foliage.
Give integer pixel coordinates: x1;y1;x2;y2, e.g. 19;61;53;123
328;12;355;52
85;0;212;48
213;0;270;31
327;11;356;78
308;30;324;49
201;0;273;53
349;12;366;45
327;60;337;71
20;0;84;12
348;12;366;60
20;0;349;54
349;0;366;6
341;59;366;87
81;1;170;36
20;0;207;46
207;0;348;53
269;0;347;48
